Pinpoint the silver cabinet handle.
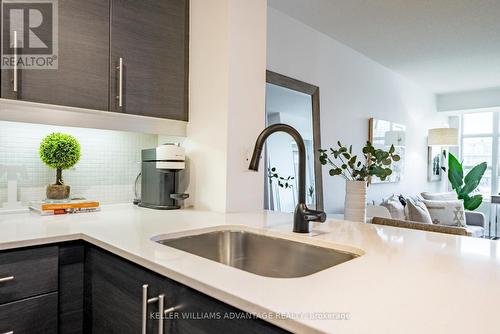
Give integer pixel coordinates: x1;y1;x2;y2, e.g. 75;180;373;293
142;285;148;334
142;284;161;334
164;306;176;315
142;284;151;334
13;31;18;93
116;57;123;107
0;276;14;283
162;304;176;334
142;285;176;334
157;294;164;334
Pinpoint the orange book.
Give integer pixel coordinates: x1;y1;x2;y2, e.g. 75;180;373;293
29;206;101;216
40;201;100;211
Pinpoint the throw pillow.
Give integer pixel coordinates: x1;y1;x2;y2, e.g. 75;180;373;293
422;199;466;227
381;194;406;220
420;191;457;201
406;197;433;224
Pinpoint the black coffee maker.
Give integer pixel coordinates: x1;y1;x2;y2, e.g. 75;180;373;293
137;144;188;210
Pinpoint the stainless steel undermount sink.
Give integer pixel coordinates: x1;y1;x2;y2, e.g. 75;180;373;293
154;229;360;278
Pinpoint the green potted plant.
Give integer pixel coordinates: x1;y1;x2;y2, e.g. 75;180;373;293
39;133;81;200
319;141;400;222
448;153;487;211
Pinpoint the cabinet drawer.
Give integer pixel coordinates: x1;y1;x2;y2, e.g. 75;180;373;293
0;292;58;334
0;246;58;304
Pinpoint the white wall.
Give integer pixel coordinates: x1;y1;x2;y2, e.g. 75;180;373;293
185;0;266;212
267;8;448;213
225;0;267;212
184;0;230;212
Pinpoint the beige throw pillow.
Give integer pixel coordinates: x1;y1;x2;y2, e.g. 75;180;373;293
406;198;433;224
421;191;457;201
422;200;466;227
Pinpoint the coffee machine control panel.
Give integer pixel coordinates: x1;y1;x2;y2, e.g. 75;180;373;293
140;144;185;170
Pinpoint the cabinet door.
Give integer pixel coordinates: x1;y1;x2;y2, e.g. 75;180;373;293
161;277;291;334
85;245;289;334
84;246;164;334
0;245;58;304
110;0;188;121
0;0;109;110
0;292;58;334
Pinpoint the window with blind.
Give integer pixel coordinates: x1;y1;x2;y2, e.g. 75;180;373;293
460;112;497;196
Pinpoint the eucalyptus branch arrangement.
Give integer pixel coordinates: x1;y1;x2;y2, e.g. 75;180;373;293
267;167;294;189
319;141;401;182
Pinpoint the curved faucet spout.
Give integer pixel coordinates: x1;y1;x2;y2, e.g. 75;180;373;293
249;124;306;204
248;123;326;233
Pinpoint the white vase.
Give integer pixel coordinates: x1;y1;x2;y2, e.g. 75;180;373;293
344;180;367;223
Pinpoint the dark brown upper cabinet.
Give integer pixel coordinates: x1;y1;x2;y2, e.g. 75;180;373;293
109;0;189;121
0;0;110;111
0;0;189;121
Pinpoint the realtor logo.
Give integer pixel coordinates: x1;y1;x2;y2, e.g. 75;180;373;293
1;0;58;69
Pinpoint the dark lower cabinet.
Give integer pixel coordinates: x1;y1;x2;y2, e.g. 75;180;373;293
0;292;58;334
85;246;289;334
0;242;290;334
0;245;58;304
84;246;163;334
59;243;85;334
0;245;59;334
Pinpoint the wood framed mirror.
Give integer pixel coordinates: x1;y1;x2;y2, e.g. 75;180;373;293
264;71;323;211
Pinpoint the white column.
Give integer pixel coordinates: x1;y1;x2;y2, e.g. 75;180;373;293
186;0;267;212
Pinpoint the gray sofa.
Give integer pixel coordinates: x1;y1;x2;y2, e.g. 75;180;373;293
464;211;486;237
372;211;485;237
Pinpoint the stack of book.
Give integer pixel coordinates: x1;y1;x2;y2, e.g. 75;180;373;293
29;200;100;216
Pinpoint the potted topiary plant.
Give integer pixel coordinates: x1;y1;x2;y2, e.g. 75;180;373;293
39;133;81;200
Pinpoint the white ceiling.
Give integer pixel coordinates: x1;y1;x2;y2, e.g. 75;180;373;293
269;0;500;94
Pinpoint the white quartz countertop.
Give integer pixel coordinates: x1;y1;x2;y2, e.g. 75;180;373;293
1;204;499;334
